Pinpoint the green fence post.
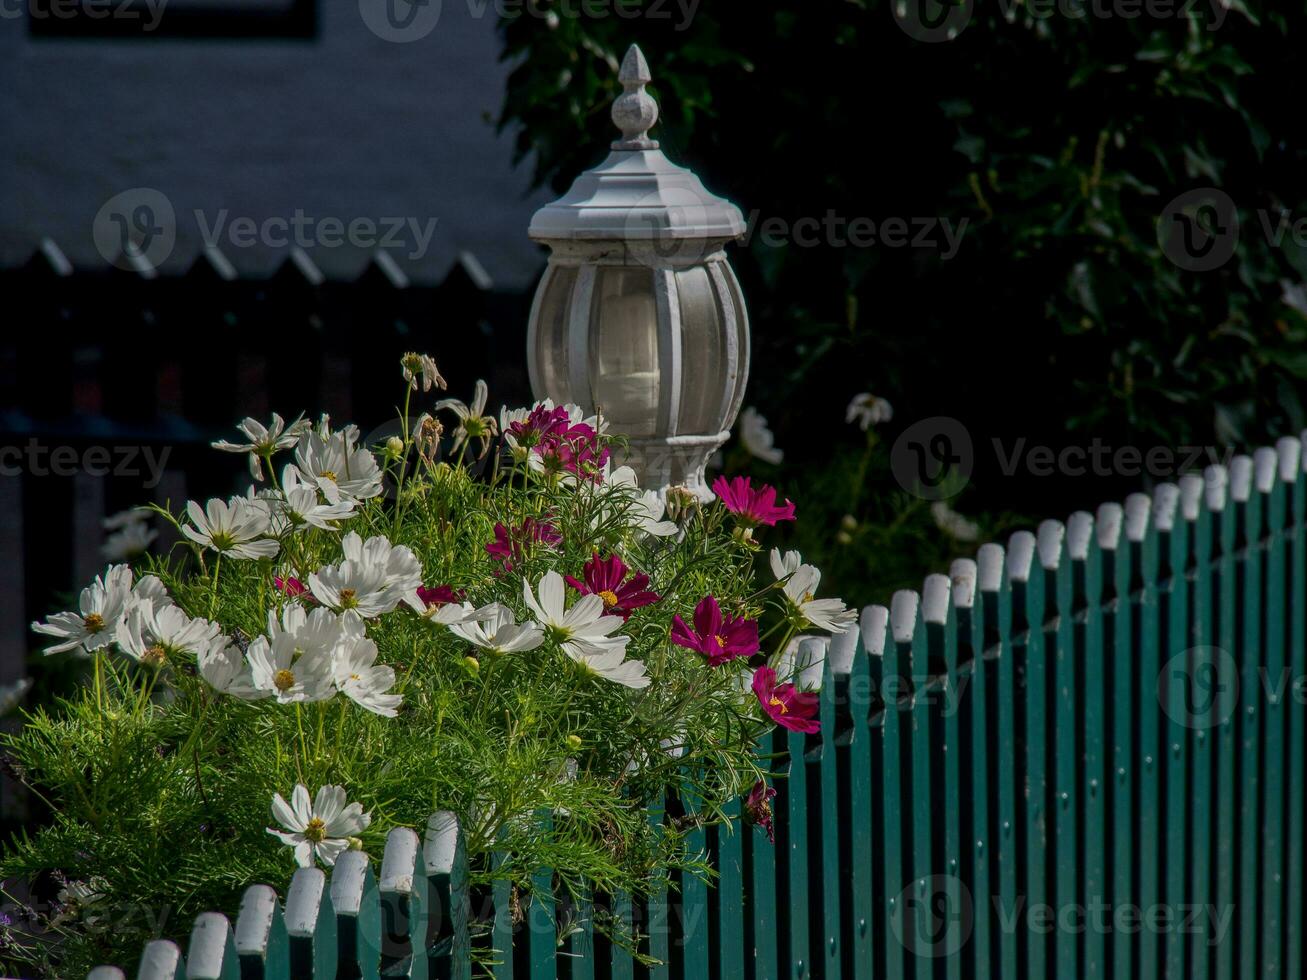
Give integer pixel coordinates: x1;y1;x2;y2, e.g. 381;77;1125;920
1178;474;1213;980
1283;435;1307;980
285;868;336;979
1257;447;1287;979
331;848;382;980
905;585;935;980
1207;464;1237;980
490;846;515;979
715;796;747;980
1038;519;1077;980
950;559;992;980
979;542;1016;980
797;634;841;980
234;884;291;980
647;799;671;980
1008;531;1048;980
1095;501;1132;980
88;967;127;980
185;912;240;980
1068;511;1105;980
1125;492;1161;980
423;811;471;980
526;814;557;980
776;637;813;980
135;940;185;980
1231;456;1263;980
861;606;891;980
380;826;431;979
746;729;779;980
883;591;915;980
828;623;863;980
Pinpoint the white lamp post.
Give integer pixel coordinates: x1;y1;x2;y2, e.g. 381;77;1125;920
526;44;749;499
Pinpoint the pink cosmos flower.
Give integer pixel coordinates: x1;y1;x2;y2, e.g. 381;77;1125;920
532;422;610;484
752;665;820;734
744;779;778;843
485;518;562;573
564;552;660;620
507;404;571;448
275;576;313;601
670;596;760;666
416;584;465;611
712;476;796;527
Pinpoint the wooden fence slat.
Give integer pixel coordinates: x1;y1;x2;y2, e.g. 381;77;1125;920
1179;473;1214;980
1229;455;1262;980
1257;446;1286;980
330;848;382;980
87;967;127;980
185;911;240;980
883;590;916;980
1068;511;1105;980
423;811;471;980
1007;530;1046;980
234;884;290;979
1283;435;1307;980
1206;464;1237;980
525;814;556;980
136;939;185;980
1038;519;1077;980
827;622;862;980
285;867;336;979
380;826;431;978
798;634;842;980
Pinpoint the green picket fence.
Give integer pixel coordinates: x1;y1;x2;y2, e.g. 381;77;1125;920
88;438;1307;979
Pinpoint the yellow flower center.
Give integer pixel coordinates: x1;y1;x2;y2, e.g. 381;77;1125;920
714;635;727;648
598;590;620;608
84;612;105;633
769;695;787;714
319;470;338;482
349;673;361;682
303;817;327;843
273;669;296;692
338;588;358;609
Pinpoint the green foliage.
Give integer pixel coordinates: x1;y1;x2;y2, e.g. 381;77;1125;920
2;372;840;975
496;0;1307;598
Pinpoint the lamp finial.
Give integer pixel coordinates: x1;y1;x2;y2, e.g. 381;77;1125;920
611;44;659;151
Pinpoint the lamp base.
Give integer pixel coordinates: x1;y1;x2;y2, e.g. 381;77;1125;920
616;432;730;502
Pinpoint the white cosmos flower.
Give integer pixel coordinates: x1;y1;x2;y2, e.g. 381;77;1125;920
604;466;678;537
739;407;783;465
31;565;133;655
436;379;499;459
117;603;221;665
212;413;311;481
401;351;447;393
198;637;264;700
308;532;424;617
332;633;402;717
268;784;371;868
101;521;158;562
846;393;893;431
292;422;383;505
770;548;857;633
246;606;342;703
130;574;173;611
183;497;279;560
269;466;356;533
524;572;648;688
448;602;544;655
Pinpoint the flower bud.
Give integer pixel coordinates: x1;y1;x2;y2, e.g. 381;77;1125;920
565;734;582;751
463;656;481;675
347;837;364;851
385;436;405;459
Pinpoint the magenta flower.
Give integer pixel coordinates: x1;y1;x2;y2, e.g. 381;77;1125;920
531;421;611;484
670;596;759;666
712;475;796;527
275;576;312;601
416;584;465;611
485;518;562;573
565;552;660;620
752;665;820;734
507;404;571;452
744;779;778;843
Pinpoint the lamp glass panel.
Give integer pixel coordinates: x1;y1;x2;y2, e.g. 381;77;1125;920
674;264;727;434
532;266;578;406
589;267;660;437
